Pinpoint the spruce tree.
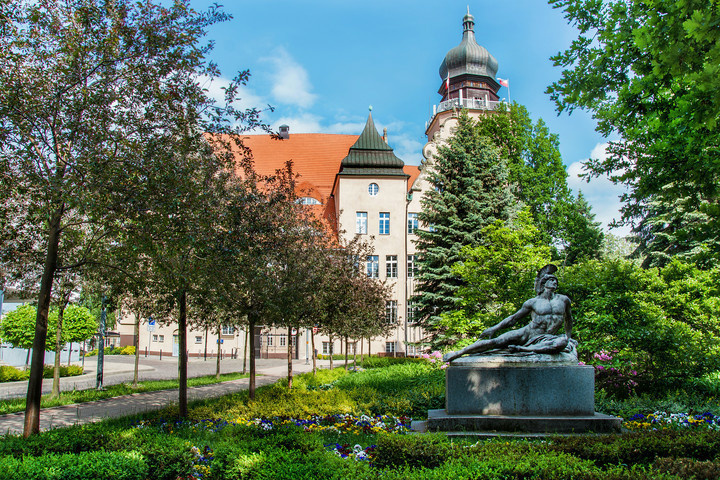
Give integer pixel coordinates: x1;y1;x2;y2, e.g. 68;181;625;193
415;112;514;346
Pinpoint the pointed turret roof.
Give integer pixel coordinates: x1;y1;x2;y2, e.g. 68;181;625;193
339;111;407;177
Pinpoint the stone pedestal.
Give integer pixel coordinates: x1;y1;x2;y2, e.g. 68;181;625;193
426;355;621;434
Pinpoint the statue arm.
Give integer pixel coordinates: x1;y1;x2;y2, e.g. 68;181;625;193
481;301;533;338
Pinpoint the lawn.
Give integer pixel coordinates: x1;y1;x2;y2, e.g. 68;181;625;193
1;357;719;479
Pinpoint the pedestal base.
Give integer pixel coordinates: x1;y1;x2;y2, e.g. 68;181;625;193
446;363;595;416
426;409;621;434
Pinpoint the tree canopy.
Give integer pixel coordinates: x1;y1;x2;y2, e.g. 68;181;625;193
415;111;515;345
547;0;720;265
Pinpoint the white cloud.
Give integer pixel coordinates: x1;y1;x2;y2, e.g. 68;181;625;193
568;142;631;236
270;114;323;133
264;48;317;108
197;75;266;112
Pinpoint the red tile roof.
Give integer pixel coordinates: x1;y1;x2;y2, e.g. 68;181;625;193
238;133;359;203
404;165;421;191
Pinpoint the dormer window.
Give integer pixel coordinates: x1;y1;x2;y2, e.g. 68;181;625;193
297;197;321;205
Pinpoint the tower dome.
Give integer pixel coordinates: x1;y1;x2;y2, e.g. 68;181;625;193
439;9;498;81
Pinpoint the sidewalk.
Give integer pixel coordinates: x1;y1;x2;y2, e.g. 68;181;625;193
0;358;331;435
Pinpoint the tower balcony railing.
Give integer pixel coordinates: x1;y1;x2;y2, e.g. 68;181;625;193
426;97;507;129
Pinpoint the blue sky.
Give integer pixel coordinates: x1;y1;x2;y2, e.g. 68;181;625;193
192;0;628;234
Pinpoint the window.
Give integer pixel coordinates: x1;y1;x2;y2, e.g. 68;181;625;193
356;212;368;234
221;326;235;335
407;301;418;324
297;196;321;205
368;183;379;196
385;342;396;353
407;213;419;234
407;344;418;356
322;342;334;355
195;336;203;344
280;336;286;347
366;255;379;278
379;212;390;235
385;255;398;278
267;335;273;346
407;255;417;278
385;300;398;324
158;335;164;343
152;334;158;342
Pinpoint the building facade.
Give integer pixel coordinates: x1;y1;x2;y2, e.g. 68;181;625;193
117;9;506;360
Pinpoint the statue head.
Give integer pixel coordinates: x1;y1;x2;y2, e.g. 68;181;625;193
534;264;558;295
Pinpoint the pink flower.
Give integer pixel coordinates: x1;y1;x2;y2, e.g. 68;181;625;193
596;365;605;371
440;363;449;369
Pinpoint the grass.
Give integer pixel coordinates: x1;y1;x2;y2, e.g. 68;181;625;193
0;371;249;415
4;359;720;479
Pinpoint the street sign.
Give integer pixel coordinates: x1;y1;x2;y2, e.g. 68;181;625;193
291;328;297;336
217;339;224;344
147;317;156;332
312;326;318;334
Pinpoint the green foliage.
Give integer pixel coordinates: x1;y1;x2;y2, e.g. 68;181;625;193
0;365;82;383
0;450;148;480
548;0;720;266
0;305;42;350
0;304;96;352
474;102;603;261
373;434;453;469
560;259;720;392
440;209;551;342
50;305;96;344
548;430;720;467
415;111;515;344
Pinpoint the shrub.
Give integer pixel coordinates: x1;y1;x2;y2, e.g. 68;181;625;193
0;365;83;383
0;366;27;382
119;345;136;355
373;433;453;469
653;457;720;480
0;450;147;480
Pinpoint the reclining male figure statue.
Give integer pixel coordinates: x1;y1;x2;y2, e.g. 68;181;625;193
443;264;575;363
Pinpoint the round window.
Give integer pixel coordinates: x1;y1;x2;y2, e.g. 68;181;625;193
368;183;379;196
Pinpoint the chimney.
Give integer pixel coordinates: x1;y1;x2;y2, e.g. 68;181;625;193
279;124;290;139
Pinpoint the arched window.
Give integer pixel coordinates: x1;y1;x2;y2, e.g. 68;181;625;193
297;196;321;205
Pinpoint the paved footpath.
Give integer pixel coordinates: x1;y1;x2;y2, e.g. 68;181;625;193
0;357;331;435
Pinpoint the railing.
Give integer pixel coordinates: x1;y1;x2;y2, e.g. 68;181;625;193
426;98;507;128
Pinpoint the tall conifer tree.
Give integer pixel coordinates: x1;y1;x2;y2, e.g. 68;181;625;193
415;112;514;345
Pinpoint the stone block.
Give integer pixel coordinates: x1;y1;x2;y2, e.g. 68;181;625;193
445;363;595;416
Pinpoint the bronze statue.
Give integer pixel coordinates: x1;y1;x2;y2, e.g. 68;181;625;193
443;265;575;363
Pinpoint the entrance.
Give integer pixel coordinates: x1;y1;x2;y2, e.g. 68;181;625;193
172;335;179;357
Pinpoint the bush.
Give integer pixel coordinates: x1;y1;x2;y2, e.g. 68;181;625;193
373;433;454;469
0;450;147;480
0;365;83;383
0;366;27;382
118;345;136;355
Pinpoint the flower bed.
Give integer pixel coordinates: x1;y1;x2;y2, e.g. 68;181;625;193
624;411;720;431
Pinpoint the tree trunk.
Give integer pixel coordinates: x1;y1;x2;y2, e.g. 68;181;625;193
215;325;221;380
24;205;62;437
133;311;140;387
248;313;256;400
242;327;248;375
368;337;371;357
51;302;66;399
25;348;31;367
311;330;316;375
329;335;334;370
67;342;72;367
361;336;364;362
178;290;188;418
344;336;349;370
353;338;357;367
287;328;293;390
